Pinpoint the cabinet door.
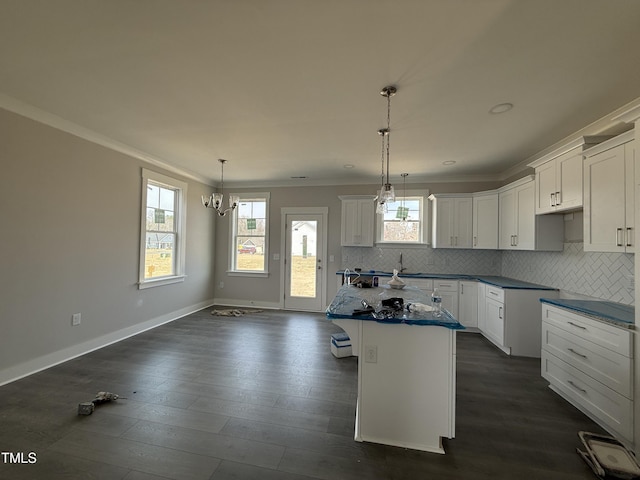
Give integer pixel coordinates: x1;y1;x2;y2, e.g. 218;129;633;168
584;145;626;252
477;282;486;332
473;194;498;249
484;297;505;347
341;198;374;246
514;181;535;250
454;197;473;248
359;200;375;247
624;140;635;253
432;197;455;247
535;161;557;214
557;152;583;211
499;188;516;249
458;281;478;328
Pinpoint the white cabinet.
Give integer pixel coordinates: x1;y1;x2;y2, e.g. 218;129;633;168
428;194;473;249
477;282;486;332
480;284;558;357
458;281;478;329
472;191;498;249
529;137;608;215
498;176;563;251
339;195;375;246
541;304;634;443
583;131;636;253
434;279;459;319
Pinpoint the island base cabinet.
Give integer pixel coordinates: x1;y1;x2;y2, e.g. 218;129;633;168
356;321;456;454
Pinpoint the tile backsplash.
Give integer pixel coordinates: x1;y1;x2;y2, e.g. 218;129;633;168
502;242;634;305
342;243;634;305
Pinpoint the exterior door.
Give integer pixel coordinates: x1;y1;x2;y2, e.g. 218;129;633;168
282;209;327;311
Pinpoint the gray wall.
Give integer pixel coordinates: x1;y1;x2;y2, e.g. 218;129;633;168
0;108;217;384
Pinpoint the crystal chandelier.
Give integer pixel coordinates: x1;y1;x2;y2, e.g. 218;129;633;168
376;85;397;212
201;159;239;216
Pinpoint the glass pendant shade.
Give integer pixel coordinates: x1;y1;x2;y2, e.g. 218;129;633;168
380;184;395;203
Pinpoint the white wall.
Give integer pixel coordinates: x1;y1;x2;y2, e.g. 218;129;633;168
0;108;217;384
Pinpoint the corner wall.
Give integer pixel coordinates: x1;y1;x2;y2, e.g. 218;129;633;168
0;108;217;384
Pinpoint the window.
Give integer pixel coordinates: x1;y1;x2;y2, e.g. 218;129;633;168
139;169;187;288
230;193;270;275
376;191;428;244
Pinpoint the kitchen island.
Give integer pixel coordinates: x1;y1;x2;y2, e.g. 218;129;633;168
327;284;463;454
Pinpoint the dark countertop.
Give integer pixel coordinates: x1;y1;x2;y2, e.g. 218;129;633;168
540;298;635;329
326;285;464;330
338;271;556;290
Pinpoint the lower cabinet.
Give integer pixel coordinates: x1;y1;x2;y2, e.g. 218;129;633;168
458;281;478;329
479;285;558;357
541;304;634;444
434;280;458;319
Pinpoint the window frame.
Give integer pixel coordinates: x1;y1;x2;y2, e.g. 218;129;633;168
228;192;270;277
138;168;188;289
376;189;429;246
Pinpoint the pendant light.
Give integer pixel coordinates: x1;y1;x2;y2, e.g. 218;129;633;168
201;159;239;217
376;128;389;214
396;173;409;221
378;85;397;203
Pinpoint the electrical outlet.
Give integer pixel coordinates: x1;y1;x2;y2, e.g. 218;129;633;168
219;281;224;289
364;345;377;363
71;313;81;326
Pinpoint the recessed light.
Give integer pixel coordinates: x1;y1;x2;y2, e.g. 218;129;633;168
489;102;514;114
290;176;308;179
442;160;456;166
344;164;354;169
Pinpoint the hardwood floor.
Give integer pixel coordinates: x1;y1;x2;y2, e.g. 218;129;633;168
0;308;605;479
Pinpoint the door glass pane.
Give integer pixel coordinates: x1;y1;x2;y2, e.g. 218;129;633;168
289;220;317;298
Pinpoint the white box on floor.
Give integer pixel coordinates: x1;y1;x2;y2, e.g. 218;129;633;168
331;332;352;358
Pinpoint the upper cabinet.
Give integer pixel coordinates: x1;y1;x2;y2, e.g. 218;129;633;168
583;131;636;253
339;195;376;247
528;136;610;215
428;194;473;249
472;191;499;249
498;176;563;251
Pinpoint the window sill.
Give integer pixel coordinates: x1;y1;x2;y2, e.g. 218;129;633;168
227;270;269;278
138;275;186;289
375;242;430;248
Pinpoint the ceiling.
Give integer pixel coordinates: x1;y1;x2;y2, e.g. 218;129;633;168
2;0;640;187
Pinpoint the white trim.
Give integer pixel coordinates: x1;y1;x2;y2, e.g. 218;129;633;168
0;94;211;185
139;168;188;289
0;299;214;386
228;192;271;274
280;207;329;312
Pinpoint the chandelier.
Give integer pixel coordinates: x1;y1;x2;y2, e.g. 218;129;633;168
201;159;239;216
376;85;397;212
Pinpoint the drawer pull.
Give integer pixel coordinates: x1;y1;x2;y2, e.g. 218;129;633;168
567;321;586;330
489;291;499;297
567;380;587;394
567;348;587;359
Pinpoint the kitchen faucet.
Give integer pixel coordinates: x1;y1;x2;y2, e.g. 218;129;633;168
399;253;407;273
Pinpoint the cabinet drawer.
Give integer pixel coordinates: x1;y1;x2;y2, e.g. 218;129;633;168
542;321;632;398
408;278;434;291
542;350;633;441
542;305;632;357
485;285;504;303
434;280;458;292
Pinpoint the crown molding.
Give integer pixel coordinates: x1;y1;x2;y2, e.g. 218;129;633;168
0;94;211;186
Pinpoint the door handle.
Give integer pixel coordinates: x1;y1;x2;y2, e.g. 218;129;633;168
550;193;555;207
616;228;623;247
568;380;587;394
556;191;561;206
626;227;633;247
473;236;477;246
498;306;503;319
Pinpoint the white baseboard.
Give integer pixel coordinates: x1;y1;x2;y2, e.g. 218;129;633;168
0;299;215;386
212;297;283;310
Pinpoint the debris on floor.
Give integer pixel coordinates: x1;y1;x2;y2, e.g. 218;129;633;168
211;308;263;317
577;431;640;479
77;391;123;416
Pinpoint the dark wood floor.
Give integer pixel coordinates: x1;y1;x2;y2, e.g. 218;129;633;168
0;308;605;479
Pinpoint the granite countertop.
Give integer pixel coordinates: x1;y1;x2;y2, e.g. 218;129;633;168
338;271;556;290
540;298;635;330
